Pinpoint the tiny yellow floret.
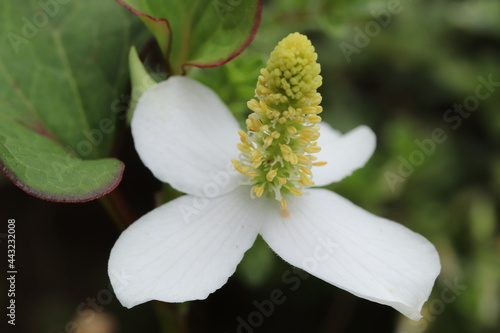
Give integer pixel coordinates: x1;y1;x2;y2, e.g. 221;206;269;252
232;32;327;210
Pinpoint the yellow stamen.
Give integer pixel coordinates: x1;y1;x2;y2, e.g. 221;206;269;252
266;169;278;182
280;144;292;154
300;166;312;175
253;185;265;198
285;186;303;196
277;177;287;185
298;155;312;165
280;199;287;211
264;135;274;147
237;143;251;154
308;115;322;123
299;173;314;186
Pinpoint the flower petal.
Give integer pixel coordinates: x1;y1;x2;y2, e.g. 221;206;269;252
131;76;243;196
313;123;376;186
108;186;267;308
260;189;440;320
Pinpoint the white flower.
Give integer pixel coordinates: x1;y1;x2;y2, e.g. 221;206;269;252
108;76;440;320
110;33;440;320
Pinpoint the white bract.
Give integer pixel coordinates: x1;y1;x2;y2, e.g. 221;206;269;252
108;34;440;321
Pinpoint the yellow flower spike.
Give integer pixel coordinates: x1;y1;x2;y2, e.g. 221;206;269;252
233;32;327;210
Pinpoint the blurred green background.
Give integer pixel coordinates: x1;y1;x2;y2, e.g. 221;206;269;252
1;0;499;332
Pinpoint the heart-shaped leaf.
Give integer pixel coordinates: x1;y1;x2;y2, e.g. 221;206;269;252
117;0;262;75
0;0;148;201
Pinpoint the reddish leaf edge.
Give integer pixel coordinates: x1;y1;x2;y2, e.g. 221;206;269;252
116;0;263;73
115;0;173;61
183;0;263;70
0;159;125;203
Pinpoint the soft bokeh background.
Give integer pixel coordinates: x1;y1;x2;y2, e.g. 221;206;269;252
1;0;499;332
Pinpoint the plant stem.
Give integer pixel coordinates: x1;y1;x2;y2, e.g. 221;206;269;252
99;188;136;231
154;301;190;333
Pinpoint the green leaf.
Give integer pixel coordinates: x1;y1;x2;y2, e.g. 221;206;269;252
117;0;262;75
190;52;265;119
0;118;123;202
127;46;157;123
0;0;148;201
